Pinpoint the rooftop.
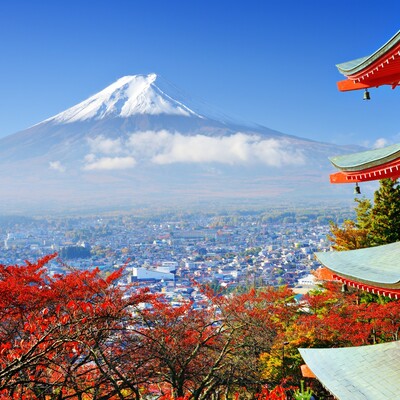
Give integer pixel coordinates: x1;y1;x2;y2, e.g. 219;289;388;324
336;30;400;76
299;341;400;400
329;143;400;172
315;241;400;290
336;30;400;91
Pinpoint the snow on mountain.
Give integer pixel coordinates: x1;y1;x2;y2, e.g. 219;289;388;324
46;74;202;124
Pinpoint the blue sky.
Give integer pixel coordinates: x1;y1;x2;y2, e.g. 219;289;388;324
0;0;399;147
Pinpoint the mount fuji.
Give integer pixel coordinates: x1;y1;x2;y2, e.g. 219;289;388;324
0;73;358;213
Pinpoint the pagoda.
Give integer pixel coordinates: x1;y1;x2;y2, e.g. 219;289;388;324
314;29;400;300
336;30;400;92
299;31;400;400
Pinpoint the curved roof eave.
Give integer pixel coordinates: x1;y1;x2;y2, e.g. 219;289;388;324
315;241;400;286
336;30;400;76
329;143;400;172
299;341;400;400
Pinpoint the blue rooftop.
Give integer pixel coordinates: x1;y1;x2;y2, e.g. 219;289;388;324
300;341;400;400
315;241;400;287
329;143;400;172
336;30;400;76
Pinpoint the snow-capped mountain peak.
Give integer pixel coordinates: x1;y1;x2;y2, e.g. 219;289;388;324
46;73;201;124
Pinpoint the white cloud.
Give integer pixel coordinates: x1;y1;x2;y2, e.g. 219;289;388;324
130;131;304;166
151;133;250;165
49;161;66;172
372;138;389;149
127;130;171;159
83;156;136;171
83;131;305;170
87;135;123;154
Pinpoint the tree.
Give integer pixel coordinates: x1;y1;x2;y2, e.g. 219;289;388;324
128;295;231;400
328;219;368;251
0;254;145;399
119;285;300;400
328;196;372;251
370;178;400;245
329;179;400;250
59;245;91;259
220;286;299;391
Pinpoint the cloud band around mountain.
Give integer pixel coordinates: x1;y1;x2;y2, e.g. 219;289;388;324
83;154;136;171
83;130;305;171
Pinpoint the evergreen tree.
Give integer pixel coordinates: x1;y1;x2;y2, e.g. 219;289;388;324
329;179;400;250
355;196;372;232
370;178;400;245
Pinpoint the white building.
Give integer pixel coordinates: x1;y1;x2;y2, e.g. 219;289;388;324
297;273;318;286
131;267;175;281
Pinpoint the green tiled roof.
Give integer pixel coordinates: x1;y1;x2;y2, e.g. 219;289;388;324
299;341;400;400
336;30;400;76
336;56;369;73
315;241;400;287
329;143;400;172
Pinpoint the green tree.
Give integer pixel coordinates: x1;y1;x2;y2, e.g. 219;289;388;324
329;179;400;250
370;178;400;245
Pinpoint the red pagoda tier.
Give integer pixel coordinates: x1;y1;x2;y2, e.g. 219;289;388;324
315;242;400;299
336;30;400;91
329;143;400;183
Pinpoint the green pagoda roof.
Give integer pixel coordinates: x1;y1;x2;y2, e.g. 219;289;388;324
315;241;400;288
329;143;400;172
299;341;400;400
336;30;400;76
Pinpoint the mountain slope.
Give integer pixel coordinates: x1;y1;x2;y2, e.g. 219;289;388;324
45;74;201;123
0;74;360;213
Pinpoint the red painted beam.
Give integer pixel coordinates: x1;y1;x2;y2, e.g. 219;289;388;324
332;274;400;299
337;79;371;92
329;158;400;183
330;170;400;184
